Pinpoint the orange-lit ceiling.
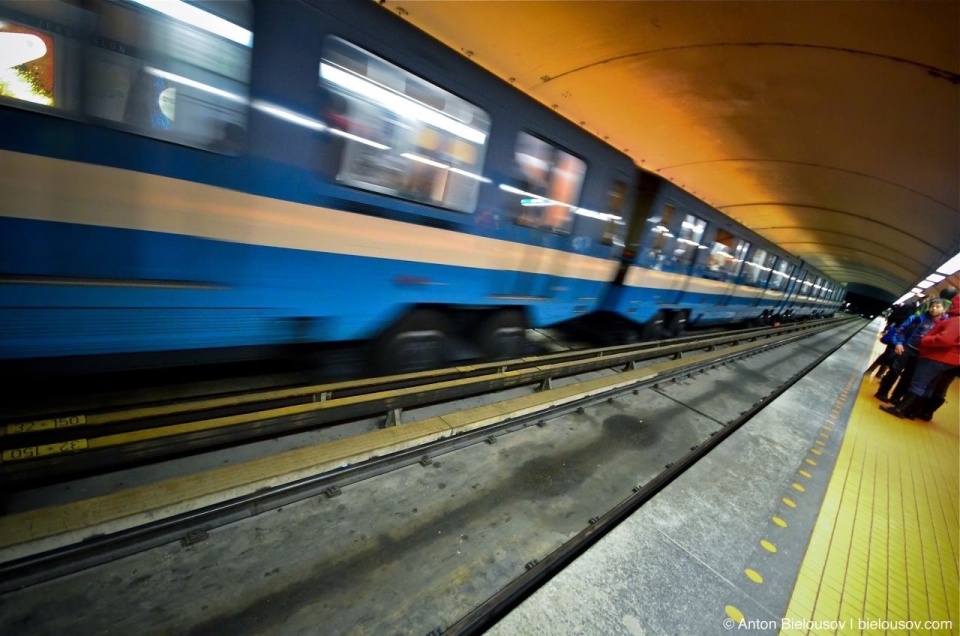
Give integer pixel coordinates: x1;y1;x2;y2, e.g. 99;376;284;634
389;0;960;301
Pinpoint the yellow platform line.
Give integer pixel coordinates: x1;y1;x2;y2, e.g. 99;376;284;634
784;354;960;634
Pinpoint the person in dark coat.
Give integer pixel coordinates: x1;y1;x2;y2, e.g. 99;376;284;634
864;299;918;378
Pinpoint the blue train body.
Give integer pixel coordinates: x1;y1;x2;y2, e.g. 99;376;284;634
0;0;843;374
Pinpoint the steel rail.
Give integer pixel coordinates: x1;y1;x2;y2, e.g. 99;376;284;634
0;321;842;486
2;319;842;437
0;320;859;594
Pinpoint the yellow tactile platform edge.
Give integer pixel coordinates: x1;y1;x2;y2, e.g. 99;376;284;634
782;343;959;635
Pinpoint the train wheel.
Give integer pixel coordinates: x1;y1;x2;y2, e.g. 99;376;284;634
476;309;527;360
667;311;688;337
640;311;666;341
373;309;450;375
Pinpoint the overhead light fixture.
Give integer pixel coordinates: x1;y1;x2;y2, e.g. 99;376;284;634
935;251;960;276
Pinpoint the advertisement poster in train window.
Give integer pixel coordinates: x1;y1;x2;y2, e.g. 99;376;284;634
85;45;145;125
0;23;55;106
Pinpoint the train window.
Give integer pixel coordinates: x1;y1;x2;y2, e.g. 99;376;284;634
769;259;792;291
813;277;825;299
733;240;752;278
742;248;768;287
320;37;491;214
83;0;253;152
509;132;586;233
788;270;806;296
673;214;706;268
639;204;675;269
0;2;84;111
705;230;749;280
759;252;778;288
600;179;628;245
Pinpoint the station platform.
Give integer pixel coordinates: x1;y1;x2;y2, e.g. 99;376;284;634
490;320;959;635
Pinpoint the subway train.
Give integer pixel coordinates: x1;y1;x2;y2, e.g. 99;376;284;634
0;0;844;377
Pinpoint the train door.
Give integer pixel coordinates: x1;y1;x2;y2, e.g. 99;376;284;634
753;251;782;319
737;245;771;313
659;210;706;304
766;258;793;316
780;267;808;318
697;229;749;320
629;201;688;305
504;132;588;301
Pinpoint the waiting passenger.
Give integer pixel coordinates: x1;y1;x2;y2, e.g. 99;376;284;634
912;286;959;421
864;299;917;378
875;298;947;404
880;295;959;419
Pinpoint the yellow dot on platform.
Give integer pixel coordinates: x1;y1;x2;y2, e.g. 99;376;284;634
819;433;829;438
799;470;812;478
805;458;817;466
772;516;787;528
783;498;797;508
745;568;763;584
792;482;806;492
725;606;745;622
816;440;826;447
760;539;777;553
810;448;822;455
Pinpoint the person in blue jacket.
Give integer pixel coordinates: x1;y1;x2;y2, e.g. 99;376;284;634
875;298;947;404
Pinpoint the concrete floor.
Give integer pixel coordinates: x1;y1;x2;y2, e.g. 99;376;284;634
489;320;873;635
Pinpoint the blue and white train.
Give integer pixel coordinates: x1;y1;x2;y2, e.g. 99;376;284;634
0;0;844;376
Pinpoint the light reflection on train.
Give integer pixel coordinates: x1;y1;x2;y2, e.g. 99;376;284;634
0;0;844;376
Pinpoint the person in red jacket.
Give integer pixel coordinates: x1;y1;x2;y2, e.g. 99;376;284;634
881;299;960;419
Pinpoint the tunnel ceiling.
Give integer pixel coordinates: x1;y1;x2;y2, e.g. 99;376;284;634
388;0;960;301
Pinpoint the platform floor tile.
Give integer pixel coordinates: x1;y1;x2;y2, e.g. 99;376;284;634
783;372;959;636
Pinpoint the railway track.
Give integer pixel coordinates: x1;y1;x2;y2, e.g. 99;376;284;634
0;319;839;487
0;316;866;629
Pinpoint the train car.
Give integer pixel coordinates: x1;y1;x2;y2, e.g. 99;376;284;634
0;0;636;376
597;172;845;339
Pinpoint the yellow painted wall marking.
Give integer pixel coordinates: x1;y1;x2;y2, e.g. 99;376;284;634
760;539;777;553
792;482;806;492
5;415;87;435
819;433;829;438
805;458;817;466
822;425;833;431
815;440;826;447
782;497;797;508
772;516;787;528
799;470;812;478
1;439;89;463
810;448;822;455
744;568;763;584
725;606;745;622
